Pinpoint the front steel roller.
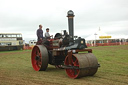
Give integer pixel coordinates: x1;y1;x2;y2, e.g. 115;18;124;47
65;53;98;78
31;45;49;71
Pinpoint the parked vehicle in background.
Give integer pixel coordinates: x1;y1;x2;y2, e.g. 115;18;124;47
0;33;23;51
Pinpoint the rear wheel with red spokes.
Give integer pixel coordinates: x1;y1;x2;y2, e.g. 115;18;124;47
31;45;49;71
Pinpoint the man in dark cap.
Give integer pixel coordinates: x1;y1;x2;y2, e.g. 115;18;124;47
36;24;43;44
45;28;53;39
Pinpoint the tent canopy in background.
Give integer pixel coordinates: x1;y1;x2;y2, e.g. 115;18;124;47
85;28;128;40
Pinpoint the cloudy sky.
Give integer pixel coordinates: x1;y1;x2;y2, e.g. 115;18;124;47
0;0;128;42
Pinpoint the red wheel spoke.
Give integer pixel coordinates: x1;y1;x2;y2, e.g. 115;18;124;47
35;49;42;62
39;52;41;56
39;54;42;60
38;61;42;65
69;69;75;76
71;59;74;65
36;49;40;56
76;69;79;73
36;61;39;65
37;49;42;61
36;61;41;68
38;51;41;56
74;59;78;64
74;60;79;67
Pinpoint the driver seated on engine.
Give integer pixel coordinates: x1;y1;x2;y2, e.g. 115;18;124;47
45;28;53;39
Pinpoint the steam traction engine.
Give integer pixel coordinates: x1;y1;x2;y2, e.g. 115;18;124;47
31;10;100;78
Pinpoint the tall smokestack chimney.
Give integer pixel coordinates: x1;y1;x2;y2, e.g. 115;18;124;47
67;10;75;44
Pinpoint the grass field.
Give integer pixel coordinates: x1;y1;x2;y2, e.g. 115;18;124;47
0;45;128;85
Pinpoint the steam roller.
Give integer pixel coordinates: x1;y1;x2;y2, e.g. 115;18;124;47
31;10;100;79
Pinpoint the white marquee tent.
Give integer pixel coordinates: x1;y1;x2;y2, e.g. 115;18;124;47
86;28;109;40
85;28;128;40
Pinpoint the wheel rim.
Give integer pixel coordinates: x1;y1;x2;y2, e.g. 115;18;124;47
65;55;80;78
31;46;42;71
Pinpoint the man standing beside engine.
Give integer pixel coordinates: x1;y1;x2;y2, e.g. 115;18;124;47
36;24;43;44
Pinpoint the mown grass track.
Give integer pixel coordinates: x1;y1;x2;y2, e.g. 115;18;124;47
0;45;128;85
